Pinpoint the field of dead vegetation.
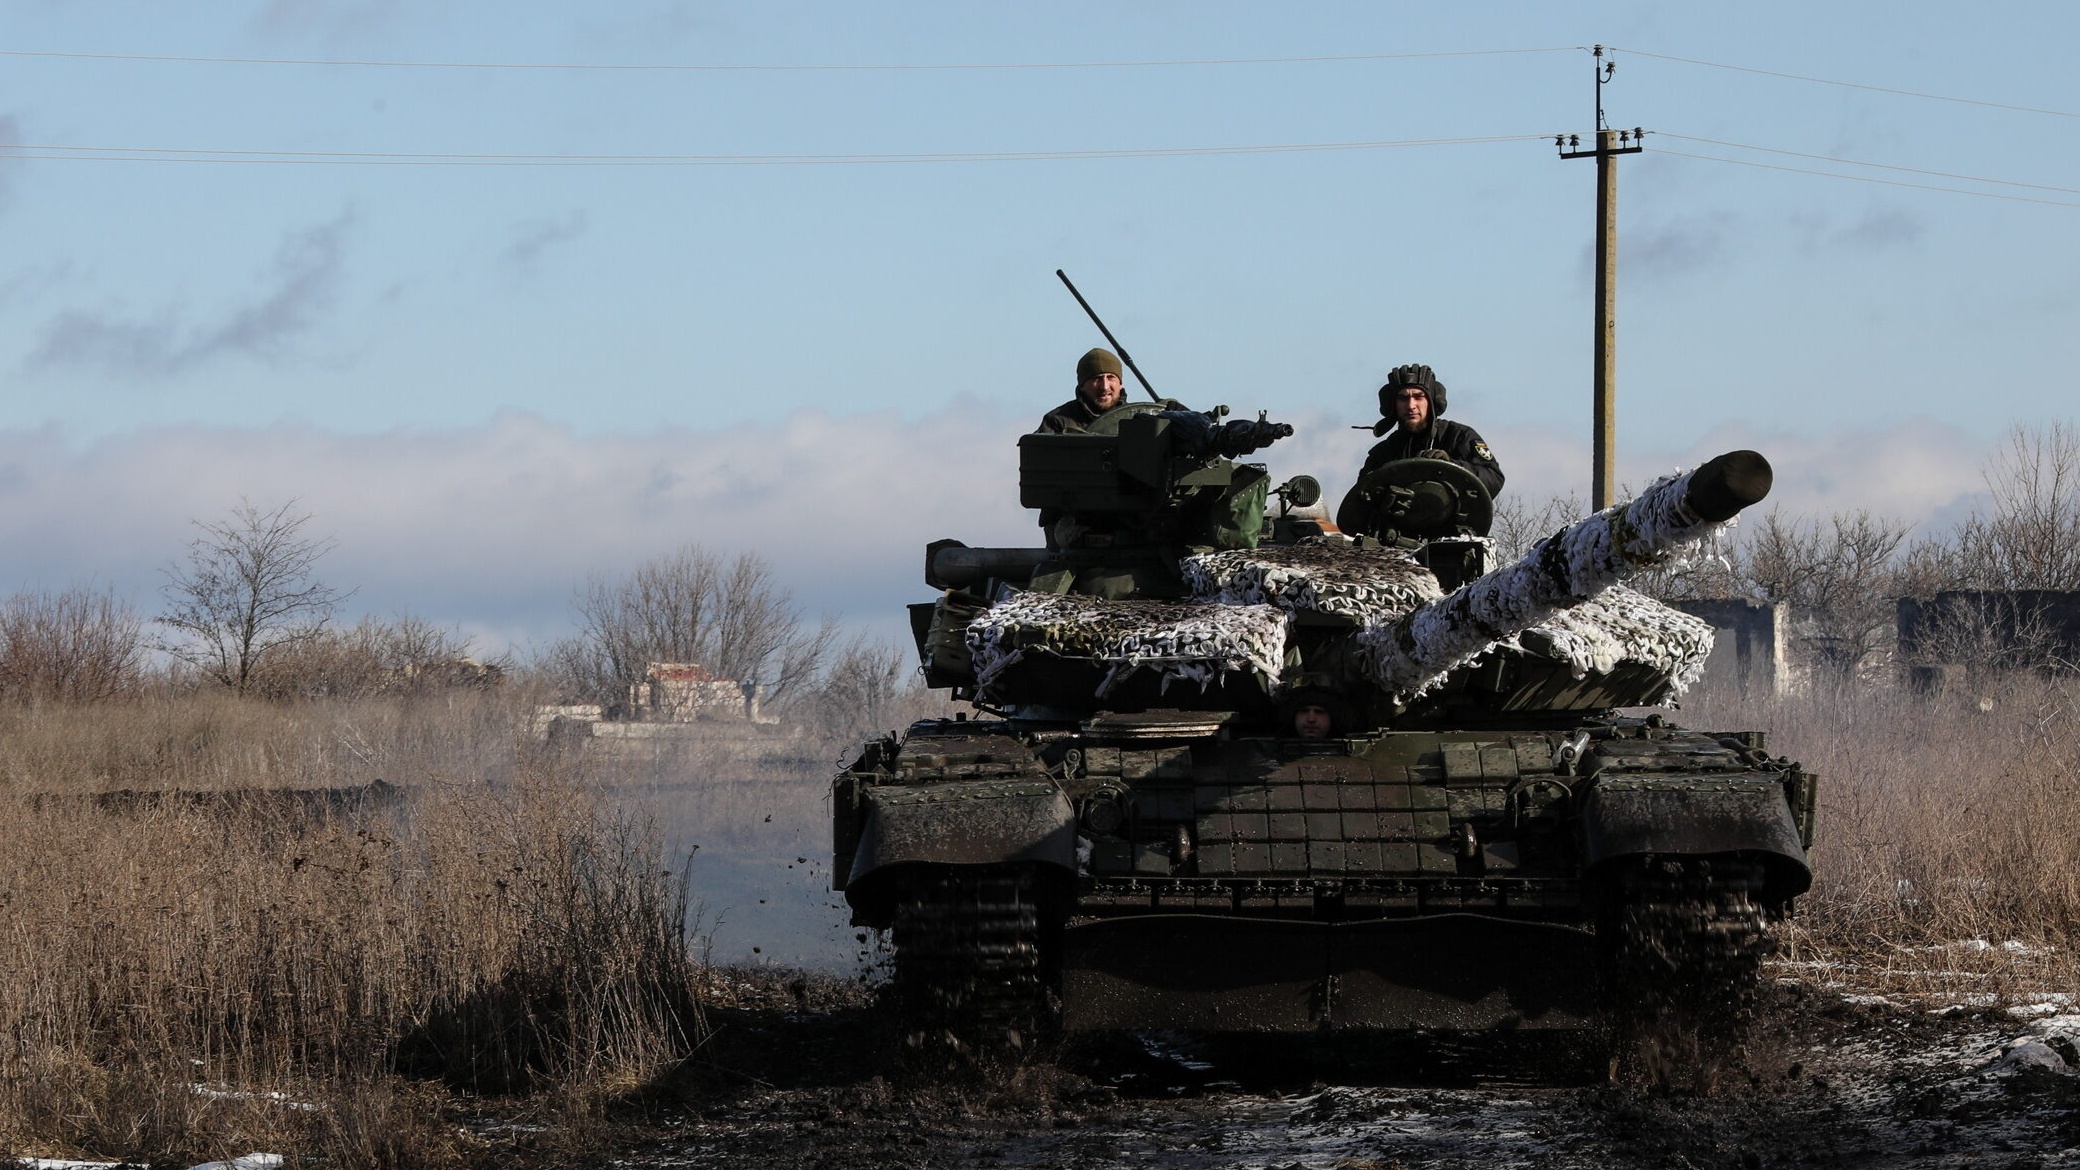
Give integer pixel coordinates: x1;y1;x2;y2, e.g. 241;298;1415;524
1;671;2079;1168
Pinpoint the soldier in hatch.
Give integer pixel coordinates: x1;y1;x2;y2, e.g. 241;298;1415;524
1292;702;1335;739
1280;675;1346;739
1037;347;1129;434
1360;364;1505;498
1034;347;1132;547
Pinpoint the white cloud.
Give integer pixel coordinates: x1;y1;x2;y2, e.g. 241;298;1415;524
0;407;2003;657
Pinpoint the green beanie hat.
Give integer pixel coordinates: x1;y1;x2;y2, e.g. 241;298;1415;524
1077;348;1124;383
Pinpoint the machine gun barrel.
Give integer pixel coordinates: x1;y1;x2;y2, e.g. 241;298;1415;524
1158;409;1294;459
1366;450;1772;695
1057;269;1161;402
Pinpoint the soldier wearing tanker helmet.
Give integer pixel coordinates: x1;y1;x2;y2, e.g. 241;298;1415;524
1360;364;1504;497
1037;348;1130;434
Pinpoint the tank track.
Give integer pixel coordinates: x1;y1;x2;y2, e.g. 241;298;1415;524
891;867;1049;1056
1605;856;1773;999
1600;857;1775;1073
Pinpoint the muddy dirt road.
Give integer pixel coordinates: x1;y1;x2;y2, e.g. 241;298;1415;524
608;976;2080;1170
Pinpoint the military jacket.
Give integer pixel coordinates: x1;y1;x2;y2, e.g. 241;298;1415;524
1037;396;1105;434
1361;417;1505;497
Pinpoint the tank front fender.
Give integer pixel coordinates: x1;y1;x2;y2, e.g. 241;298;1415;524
1579;774;1812;900
843;779;1076;919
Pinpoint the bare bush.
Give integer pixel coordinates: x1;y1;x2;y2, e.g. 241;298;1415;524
0;584;145;704
542;546;833;710
798;633;961;748
156;500;352;695
246;612;486;701
1896;591;2076;679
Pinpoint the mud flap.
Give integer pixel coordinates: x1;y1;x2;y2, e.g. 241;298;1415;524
844;781;1076;923
1580;777;1813;900
1060;914;1599;1032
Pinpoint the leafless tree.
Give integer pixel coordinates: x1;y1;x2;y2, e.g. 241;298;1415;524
0;584;146;704
543;545;833;709
1739;510;1911;680
1488;489;1588;565
1908;421;2080;592
155;500;351;694
801;633;930;744
247;611;485;700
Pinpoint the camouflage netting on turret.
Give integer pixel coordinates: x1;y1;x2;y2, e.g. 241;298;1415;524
1182;542;1444;621
965;592;1288;700
1357;466;1729;699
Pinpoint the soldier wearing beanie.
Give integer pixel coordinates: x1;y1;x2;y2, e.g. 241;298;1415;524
1359;363;1505;497
1036;347;1128;434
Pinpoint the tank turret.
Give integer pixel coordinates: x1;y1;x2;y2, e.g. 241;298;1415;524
935;448;1771;730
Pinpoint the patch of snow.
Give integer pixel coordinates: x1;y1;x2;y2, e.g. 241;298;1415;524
188;1083;320;1112
1135;1032;1216;1072
6;1085;310;1168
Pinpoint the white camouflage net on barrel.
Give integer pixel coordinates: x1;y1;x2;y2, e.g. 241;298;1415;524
965;591;1288;700
1356;466;1727;698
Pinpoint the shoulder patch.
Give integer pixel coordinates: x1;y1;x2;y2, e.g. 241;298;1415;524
1473;441;1495;463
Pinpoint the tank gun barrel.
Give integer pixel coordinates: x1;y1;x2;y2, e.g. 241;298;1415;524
1363;450;1772;696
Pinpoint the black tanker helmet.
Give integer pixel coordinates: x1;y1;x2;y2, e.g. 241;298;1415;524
1277;671;1348;737
1378;363;1448;418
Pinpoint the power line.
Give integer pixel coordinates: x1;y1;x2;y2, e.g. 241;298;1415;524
1658;132;2080;198
1648;146;2080;208
0;132;1554;168
0;45;1578;73
11;42;2074;128
1609;46;2080;121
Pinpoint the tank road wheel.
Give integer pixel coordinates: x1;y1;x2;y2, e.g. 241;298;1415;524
1599;857;1774;1086
891;867;1055;1059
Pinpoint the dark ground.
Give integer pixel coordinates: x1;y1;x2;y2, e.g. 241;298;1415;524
525;971;2080;1170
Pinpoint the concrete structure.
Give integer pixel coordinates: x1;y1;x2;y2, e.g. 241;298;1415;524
532;703;603;738
631;662;775;724
1897;590;2080;686
1672;598;1792;698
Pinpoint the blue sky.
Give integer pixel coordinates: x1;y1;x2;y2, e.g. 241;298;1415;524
1;2;2075;652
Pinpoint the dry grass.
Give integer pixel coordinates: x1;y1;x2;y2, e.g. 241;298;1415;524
0;689;701;1167
11;661;2075;1161
0;687;534;796
1686;673;2080;1003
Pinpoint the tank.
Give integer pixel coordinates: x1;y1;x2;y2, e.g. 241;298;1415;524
831;400;1815;1049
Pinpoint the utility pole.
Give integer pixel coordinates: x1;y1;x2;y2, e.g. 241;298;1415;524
1558;46;1643;511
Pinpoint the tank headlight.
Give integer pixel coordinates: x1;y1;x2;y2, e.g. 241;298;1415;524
1277;475;1322;508
1082;789;1126;834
